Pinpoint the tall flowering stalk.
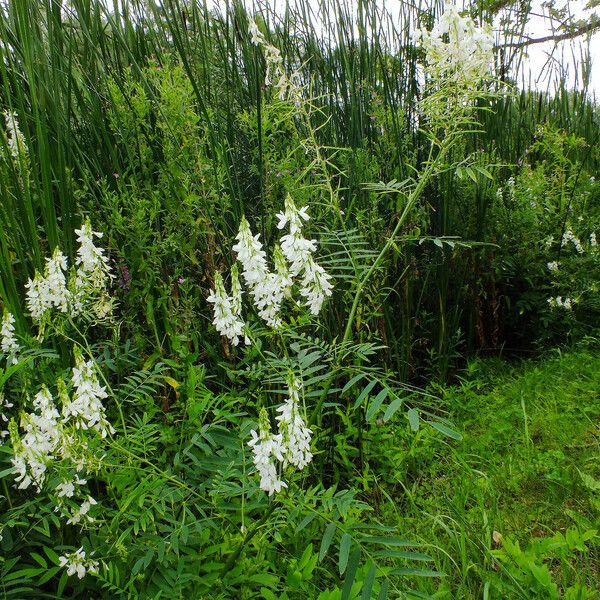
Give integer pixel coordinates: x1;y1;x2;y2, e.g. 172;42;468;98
206;271;248;346
3;109;27;162
277;195;333;315
310;2;500;425
25;220;113;329
1;310;19;364
205;21;336;497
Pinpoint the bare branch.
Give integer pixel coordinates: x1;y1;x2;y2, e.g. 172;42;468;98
502;16;600;49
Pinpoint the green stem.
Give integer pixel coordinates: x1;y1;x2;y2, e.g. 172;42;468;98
2;478;12;509
220;501;276;576
310;137;453;425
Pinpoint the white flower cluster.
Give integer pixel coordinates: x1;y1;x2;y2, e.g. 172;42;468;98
232;216;293;327
11;350;112;500
414;2;494;88
71;220;113;319
278;195;333;315
63;350;115;438
547;296;573;311
208;196;332;345
546;261;559;272
248;19;301;102
1;310;19;364
248;408;287;496
206;270;248;346
1;392;14;441
66;495;98;525
25;220;112;326
591;232;597;248
25;248;71;321
275;373;313;469
561;228;584;254
3;109;27;161
11;386;62;491
59;548;99;579
248;373;312;495
56;475;87;499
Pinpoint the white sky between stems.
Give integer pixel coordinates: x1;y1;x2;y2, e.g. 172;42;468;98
207;0;600;97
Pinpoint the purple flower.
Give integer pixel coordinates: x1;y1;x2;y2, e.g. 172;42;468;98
118;264;131;291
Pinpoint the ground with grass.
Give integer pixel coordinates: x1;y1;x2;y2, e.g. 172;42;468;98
367;348;600;599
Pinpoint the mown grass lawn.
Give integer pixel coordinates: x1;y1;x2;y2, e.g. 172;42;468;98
368;348;600;598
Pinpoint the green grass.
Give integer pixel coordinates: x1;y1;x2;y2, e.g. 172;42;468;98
368;348;600;598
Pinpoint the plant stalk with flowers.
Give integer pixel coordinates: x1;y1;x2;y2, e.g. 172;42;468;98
204;6;500;503
208;190;331;495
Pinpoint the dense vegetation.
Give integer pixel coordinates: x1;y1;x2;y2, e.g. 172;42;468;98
0;0;598;598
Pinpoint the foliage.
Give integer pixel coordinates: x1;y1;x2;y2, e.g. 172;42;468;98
0;0;598;598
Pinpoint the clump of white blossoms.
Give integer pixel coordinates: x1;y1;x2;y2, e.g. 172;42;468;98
414;2;494;89
9;375;106;529
278;195;333;315
232;216;293;327
275;373;313;469
56;475;87;499
248;407;287;496
208;196;332;346
25;248;71;323
3;109;27;162
248;374;313;495
9;345;112;530
25;221;113;328
66;495;98;525
547;261;559;273
59;547;99;579
11;386;62;491
1;309;19;364
71;218;114;319
561;228;584;254
232;216;269;289
414;2;495;124
248;18;302;103
63;349;115;438
206;271;248;346
547;296;573;311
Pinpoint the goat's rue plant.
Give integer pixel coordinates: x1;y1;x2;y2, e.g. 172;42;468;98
206;4;499;497
208;192;332;494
